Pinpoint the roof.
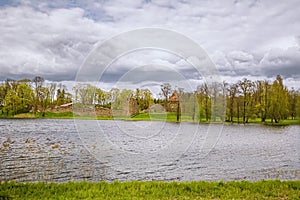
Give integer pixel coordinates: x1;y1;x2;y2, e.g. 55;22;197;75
169;92;178;101
60;102;73;107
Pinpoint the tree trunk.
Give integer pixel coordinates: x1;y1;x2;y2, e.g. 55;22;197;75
176;101;180;122
192;96;195;122
205;97;209;122
243;100;246;123
237;101;240;123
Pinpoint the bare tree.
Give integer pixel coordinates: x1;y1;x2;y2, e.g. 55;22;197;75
32;76;44;116
238;78;254;123
227;83;238;122
197;83;211;122
161;83;172;101
161;83;172;110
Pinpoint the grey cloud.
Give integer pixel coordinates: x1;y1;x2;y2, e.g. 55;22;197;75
227;51;254;63
0;5;111;81
259;47;300;78
99;63;201;84
0;0;300;88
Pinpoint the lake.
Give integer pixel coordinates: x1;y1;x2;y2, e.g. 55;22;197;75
0;119;299;182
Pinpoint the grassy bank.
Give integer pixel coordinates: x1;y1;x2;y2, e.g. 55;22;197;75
1;111;299;125
0;180;299;199
0;111;75;119
116;113;300;125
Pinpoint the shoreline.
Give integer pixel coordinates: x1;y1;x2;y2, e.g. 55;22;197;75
1;111;299;126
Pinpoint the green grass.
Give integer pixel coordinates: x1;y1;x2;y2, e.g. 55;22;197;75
1;110;299;125
0;180;299;199
126;112;209;123
96;116;114;120
13;113;36;118
0;111;76;119
37;111;75;119
265;119;300;126
222;117;300;126
131;112;178;122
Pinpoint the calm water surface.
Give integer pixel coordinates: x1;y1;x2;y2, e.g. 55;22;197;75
0;119;299;182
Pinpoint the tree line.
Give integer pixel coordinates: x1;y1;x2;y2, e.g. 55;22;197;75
0;76;71;117
0;75;299;123
154;76;300;124
194;75;300;123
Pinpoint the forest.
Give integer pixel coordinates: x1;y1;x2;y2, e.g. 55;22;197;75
0;75;299;123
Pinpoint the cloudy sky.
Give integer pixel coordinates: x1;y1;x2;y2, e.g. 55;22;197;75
0;0;300;91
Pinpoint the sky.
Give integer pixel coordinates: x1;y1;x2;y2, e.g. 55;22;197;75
0;0;300;93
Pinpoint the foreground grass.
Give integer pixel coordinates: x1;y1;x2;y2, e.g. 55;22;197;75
0;180;299;200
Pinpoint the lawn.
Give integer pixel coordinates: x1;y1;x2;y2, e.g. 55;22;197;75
1;110;299;125
0;180;299;199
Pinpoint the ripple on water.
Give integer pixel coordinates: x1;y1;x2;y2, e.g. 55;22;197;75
0;119;299;182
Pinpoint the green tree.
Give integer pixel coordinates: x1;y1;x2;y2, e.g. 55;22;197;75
135;88;141;108
0;83;6;110
136;88;152;110
73;83;96;106
112;89;134;110
209;82;227;122
95;88;109;106
17;78;32;87
2;82;34;115
3;89;18;115
109;88;120;108
16;84;34;113
288;88;297;120
56;88;65;106
238;78;254;123
297;90;300;119
38;86;50;117
261;80;271;122
49;83;57;105
269;75;289;123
